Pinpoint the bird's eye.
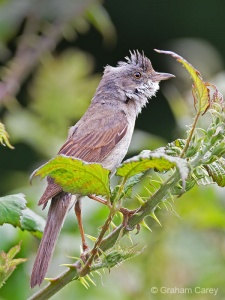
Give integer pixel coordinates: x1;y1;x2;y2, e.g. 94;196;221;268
133;72;142;79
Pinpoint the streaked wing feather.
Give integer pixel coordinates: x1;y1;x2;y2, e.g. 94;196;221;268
38;183;62;206
59;112;128;162
39;109;128;205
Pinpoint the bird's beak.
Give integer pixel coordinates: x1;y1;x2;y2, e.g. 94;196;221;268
152;72;175;82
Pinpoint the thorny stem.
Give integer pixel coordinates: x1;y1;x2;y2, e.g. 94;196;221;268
100;171;180;252
180;112;200;158
80;176;136;276
79;209;115;277
29;106;222;299
29;206;117;300
89;195;137;216
29;171;180;300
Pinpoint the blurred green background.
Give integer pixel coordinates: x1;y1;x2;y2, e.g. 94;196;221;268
1;0;225;299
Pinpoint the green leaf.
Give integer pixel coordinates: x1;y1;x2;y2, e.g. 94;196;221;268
20;208;45;238
0;122;14;149
165;139;186;156
111;173;144;203
155;49;210;115
0;194;45;236
123;173;144;198
204;158;225;187
0;194;26;227
0;243;27;288
117;151;174;178
92;245;144;271
6;243;21;261
31;155;111;197
116;150;189;189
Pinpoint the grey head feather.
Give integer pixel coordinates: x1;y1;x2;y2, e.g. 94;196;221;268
118;50;153;72
94;50;164;116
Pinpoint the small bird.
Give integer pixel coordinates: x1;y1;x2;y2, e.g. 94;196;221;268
30;50;174;288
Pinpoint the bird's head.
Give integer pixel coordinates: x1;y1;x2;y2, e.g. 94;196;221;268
95;51;174;115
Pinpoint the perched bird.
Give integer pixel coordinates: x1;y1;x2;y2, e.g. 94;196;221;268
30;50;174;288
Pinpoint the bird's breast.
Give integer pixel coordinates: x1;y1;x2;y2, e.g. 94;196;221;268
101;108;136;172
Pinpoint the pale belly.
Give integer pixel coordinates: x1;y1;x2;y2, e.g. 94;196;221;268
101;116;136;173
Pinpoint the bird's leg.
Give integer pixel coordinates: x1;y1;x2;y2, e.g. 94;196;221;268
88;194;139;231
74;198;89;260
120;207;139;232
88;194;108;206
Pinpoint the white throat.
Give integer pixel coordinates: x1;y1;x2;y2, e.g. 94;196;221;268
125;81;160;115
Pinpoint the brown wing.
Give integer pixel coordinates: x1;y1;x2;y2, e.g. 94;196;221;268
38;107;128;205
58;113;128;162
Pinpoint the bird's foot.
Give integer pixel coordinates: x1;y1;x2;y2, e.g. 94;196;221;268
120;207;140;233
80;242;90;262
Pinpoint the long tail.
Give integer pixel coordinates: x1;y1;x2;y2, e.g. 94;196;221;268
30;192;74;288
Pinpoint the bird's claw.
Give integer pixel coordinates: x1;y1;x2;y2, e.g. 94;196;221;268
80;243;90;262
120;207;139;232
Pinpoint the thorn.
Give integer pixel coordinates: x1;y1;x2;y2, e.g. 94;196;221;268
60;263;77;269
44;277;58;283
140;220;152;232
79;277;90;289
127;232;134;245
163;201;169;211
144;186;152;195
149;181;157;189
66;255;80;260
85;234;97;242
177;183;183;189
150;179;161;184
116;211;123;220
136;194;145;204
86;274;96;286
168;191;174;202
95;270;101;277
110;220;117;229
155;173;164;183
149;211;162;227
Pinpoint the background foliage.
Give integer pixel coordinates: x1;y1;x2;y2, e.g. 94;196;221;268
1;0;225;299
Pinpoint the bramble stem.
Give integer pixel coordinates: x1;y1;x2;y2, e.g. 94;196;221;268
180;112;200;158
29;171;180;300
